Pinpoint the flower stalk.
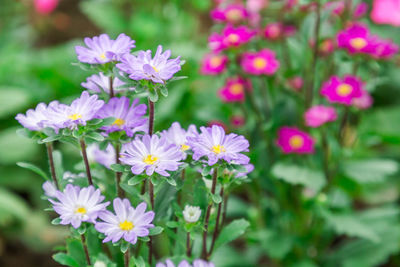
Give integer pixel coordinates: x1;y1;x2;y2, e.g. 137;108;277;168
80;233;91;266
46;142;59;190
79;138;93;185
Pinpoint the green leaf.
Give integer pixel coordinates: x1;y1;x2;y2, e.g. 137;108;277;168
343;159;398;183
159;85;168;97
120;242;129;253
166;221;179;228
271;163;326;192
66;239;87;267
214;219;249;250
127;176;146;186
51;218;61;225
165;176;177;186
110;164;125;172
202;165;212;176
252;230;294;259
231;164;248;173
86;131;105;142
148;89;159;102
42;135;61;142
0;87;30;118
149;226;164;236
17;162;49;181
130;256;145;267
211;193;222;204
53;252;79;267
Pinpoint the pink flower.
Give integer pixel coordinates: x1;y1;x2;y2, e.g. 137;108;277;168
319;39;335;55
283;25;297;37
372;39;399;59
352;89;373;109
324;1;345;16
371;0;400;26
353;2;368;19
34;0;58;15
277;127;315;154
321;75;363;105
209;25;256;52
287;76;304;91
263;23;283;40
304;105;338;128
247;0;268;12
211;4;249;24
241;49;280;75
200;54;228;75
218;77;250;102
337;23;376;55
207;120;228;132
230;116;245;128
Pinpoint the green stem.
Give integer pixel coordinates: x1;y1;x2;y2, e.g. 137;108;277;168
81;234;91;266
46;142;59;189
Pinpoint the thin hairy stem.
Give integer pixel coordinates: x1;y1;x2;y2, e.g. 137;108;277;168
124;248;130;267
80;234;91;266
186;232;191;257
109;76;114;98
79;138;93;185
46;142;59;189
114;143;124;198
208;185;224;256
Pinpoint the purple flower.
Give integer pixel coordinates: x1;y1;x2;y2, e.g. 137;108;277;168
42;91;104;131
193;260;215;267
49;184;109;228
235;163;254;178
87;143;116;169
81;72;134;94
120;134;183;177
116;45;181;84
187;125;250;166
95;198;154;245
96;97;147;137
161;122;198;159
156;260;190;267
15;101;61;131
75;33;135;64
42;181;57;198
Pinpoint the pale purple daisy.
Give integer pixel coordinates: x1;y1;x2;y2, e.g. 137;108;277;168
75;33;135;64
96;97;147;137
15;101;61;132
95;198;154;245
116;45;181;84
42;181;57;198
156;260;190;267
120;134;183;177
187;125;250;166
161;122;198;159
81;72;133;94
87;143;116;169
49;184;109;228
193;260;215;267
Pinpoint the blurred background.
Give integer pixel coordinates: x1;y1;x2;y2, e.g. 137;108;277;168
2;0;400;266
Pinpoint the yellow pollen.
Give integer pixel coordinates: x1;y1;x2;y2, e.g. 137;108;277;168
289;135;304;149
143;155;159;165
119;220;134;231
336;83;353;96
350;37;367;50
68;113;82;120
181;144;190;151
226;9;242;21
75;207;87;214
210;56;223;68
152;65;159;72
253;57;267;70
229;83;244;95
212;145;226;154
100;53;106;59
227;33;240;44
113;118;125;127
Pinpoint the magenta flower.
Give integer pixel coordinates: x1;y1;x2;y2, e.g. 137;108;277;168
120;134;183;176
337;23;375;55
200;54;228;75
324;1;345;16
96;97;147;137
75;33;135;64
15;101;60;132
304;105;338;128
321;75;363;105
371;0;400;26
353;2;368;19
95;198;154;245
263;23;283;40
187;125;250;166
372;39;399;59
210;4;249;24
287;76;304;92
241;49;280;75
276;127;315;154
209;25;255;52
49;184;109;228
161;122;198;159
81;72;133;94
352;89;373;109
218;76;250;102
116;45;181;84
34;0;58;15
318;39;335;56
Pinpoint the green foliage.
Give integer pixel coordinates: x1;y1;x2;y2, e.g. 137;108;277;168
214;219;250;250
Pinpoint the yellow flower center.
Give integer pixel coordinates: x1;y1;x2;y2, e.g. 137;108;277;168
68;113;82;120
152;65;159;72
350;37;367;50
229;83;244;95
143;154;159;165
75;207;87;214
100;53;106;59
227;33;240;44
253;57;267;70
181;144;190;151
119;220;134;231
112;118;125;127
289;135;304;149
210;56;223;68
336;83;353;96
226;9;242;21
212;144;226;154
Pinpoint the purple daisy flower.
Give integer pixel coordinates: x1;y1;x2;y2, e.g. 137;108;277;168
42;181;57;198
87;143;116;169
81;72;134;94
95;198;154;245
187;125;250;166
161;122;198;159
193;260;215;267
156;260;190;267
120;134;183;177
96;97;147;137
75;33;135;64
116;45;181;84
15;101;61;132
49;184;109;228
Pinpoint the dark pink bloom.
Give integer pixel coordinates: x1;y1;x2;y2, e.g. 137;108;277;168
34;0;58;15
287;76;304;91
353;2;368;19
321;75;363;105
285;0;298;10
247;0;268;12
209;25;256;52
200;54;228;75
352;89;373;109
283;25;297;37
207;121;228;132
218;77;250;102
304;105;338;128
263;23;283;40
371;0;400;26
210;4;249;24
372;39;399;59
230;116;245;128
324;1;345;16
241;49;280;75
276;127;315;154
337;23;375;55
